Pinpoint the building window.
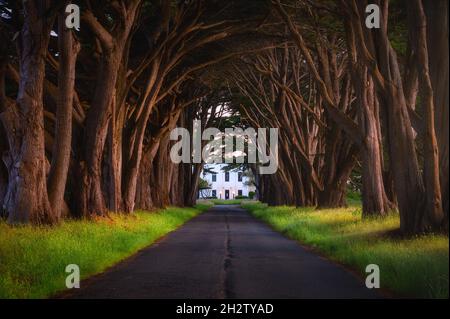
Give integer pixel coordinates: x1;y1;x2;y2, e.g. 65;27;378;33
225;172;229;182
238;172;243;182
212;174;217;182
212;190;216;198
238;190;243;196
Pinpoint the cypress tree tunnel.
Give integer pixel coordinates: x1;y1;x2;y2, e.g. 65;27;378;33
0;0;448;302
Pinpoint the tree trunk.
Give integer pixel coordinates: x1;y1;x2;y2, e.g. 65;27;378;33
349;0;440;233
0;64;7;215
318;140;357;208
170;164;184;206
123;60;162;213
47;10;80;219
411;0;444;229
122;111;152;213
135;139;160;210
78;2;141;217
0;123;6;217
356;70;393;216
425;0;449;229
185;163;203;206
382;49;425;233
106;99;125;212
79;57;120;217
0;0;54;224
318;186;347;208
150;134;172;208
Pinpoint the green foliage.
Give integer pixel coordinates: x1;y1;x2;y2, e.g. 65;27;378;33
248;191;256;199
198;178;211;190
202;166;218;175
346;190;362;206
349;166;362;193
387;0;409;56
242;202;449;298
0;204;211;299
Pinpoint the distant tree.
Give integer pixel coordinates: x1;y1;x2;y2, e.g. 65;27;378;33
198;178;212;199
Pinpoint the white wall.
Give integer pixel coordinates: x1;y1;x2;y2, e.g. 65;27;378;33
200;164;255;199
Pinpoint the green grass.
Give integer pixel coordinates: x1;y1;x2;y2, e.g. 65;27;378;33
0;204;211;299
196;199;244;205
346;190;362;205
242;202;449;299
208;199;257;205
211;199;243;205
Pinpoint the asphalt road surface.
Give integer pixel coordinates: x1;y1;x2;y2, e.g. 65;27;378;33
62;205;379;299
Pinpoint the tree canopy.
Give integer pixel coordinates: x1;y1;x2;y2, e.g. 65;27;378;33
0;0;448;235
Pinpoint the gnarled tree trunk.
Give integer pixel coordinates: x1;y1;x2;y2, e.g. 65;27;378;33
79;57;120;217
0;0;54;224
78;2;141;218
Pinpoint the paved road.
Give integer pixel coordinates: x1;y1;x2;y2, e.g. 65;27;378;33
62;205;379;299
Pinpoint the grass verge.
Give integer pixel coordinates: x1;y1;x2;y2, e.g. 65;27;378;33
0;204;211;299
201;199;257;205
242;202;449;298
211;199;244;205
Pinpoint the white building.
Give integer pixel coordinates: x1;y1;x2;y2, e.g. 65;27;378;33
199;164;256;199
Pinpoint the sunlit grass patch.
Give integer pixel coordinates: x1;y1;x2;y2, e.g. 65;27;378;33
242;202;449;298
210;199;250;205
0;204;211;299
